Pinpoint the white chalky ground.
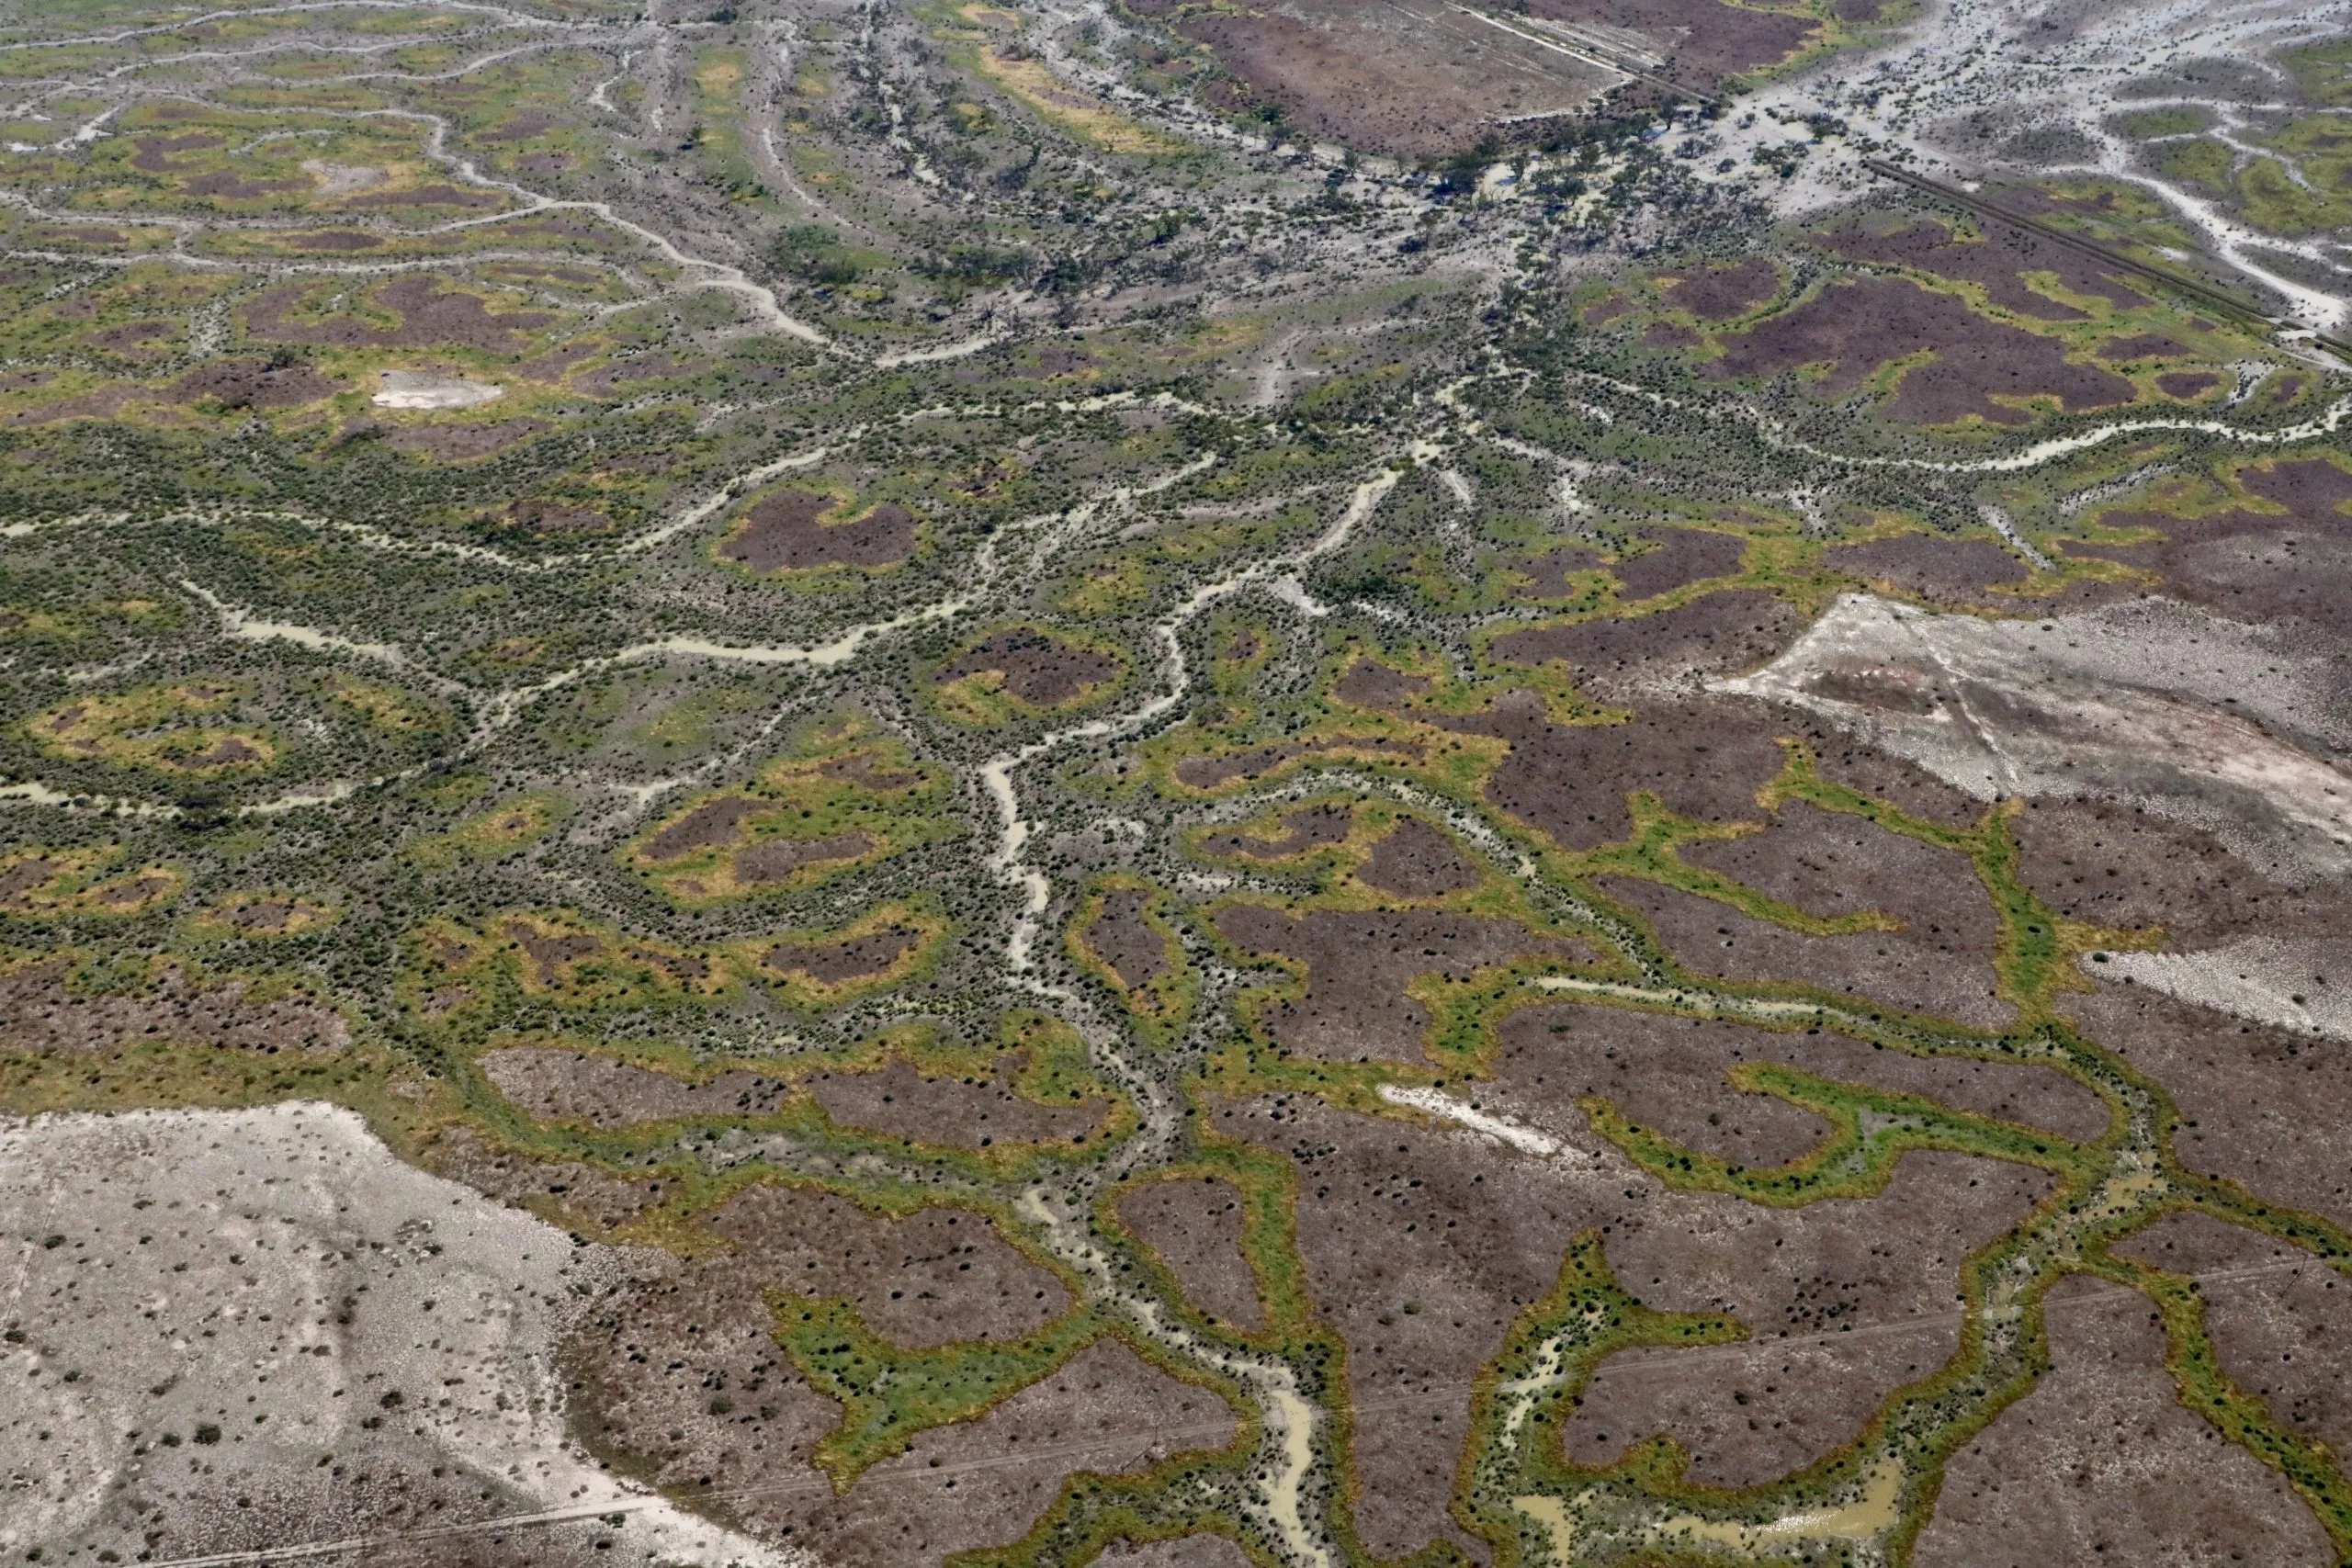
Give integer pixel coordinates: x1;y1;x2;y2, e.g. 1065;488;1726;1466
0;1103;804;1567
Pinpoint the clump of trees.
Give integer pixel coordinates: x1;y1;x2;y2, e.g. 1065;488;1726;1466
770;225;861;287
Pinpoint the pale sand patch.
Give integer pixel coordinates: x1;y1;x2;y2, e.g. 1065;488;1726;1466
1377;1084;1564;1158
300;159;385;196
0;1102;805;1567
2089;935;2352;1042
1715;592;2352;878
1514;1459;1905;1564
374;369;504;410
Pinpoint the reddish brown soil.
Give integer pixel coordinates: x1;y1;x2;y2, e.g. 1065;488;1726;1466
1657;257;1780;321
90;872;175;908
733;830;875;886
1521;0;1817;90
2112;1211;2352;1463
621;943;711;987
780;1344;1232;1561
575;1190;1225;1568
1603;874;2015;1030
480;111;560;142
1419;691;1787;852
1564;1153;2052;1487
0;958;348;1054
1211;903;1594;1064
179;735;264;767
1567;1321;1960;1493
423;1122;651;1233
1125;0;1615;157
805;1054;1108;1149
209;898;312;932
1584;295;1635;326
1170;735;1424;789
817;752;923;793
1489;590;1802;698
280;230;385;251
479;1046;791;1128
818;1343;1230;1564
570;1262;842;1560
1200;805;1355;861
1809;730;1987;831
1084;887;1170;988
343;183;503;209
938;627;1120;706
2098;332;2195;360
0;856;63;907
499;919;602;987
1219;1094;1626;1561
763;921;922;986
1684;797;1999;960
2067;457;2352;638
716;1184;1071;1343
1504;542;1607;600
1912;1273;2335;1567
1355;818;1477;898
512;342;599;381
2158;370;2222;399
2;387;135;427
2062;987;2352;1230
1818;218;2148;320
786;1343;1230;1565
130;132;220;172
718;491;918;573
1611;527;1747;599
86;320;174;360
384;418;547;461
1331;660;1431;708
243;276;554;354
1707;277;2135;427
643;795;763;861
1494;1003;2108;1151
183;172;304;198
1822;534;2029;604
580;352;707;393
2009;796;2352;947
164;359;338;409
1642;321;1702;353
1220;1092;2034;1553
1116;1176;1264;1330
1496;1007;1833;1169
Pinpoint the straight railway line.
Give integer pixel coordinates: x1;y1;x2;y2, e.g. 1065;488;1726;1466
1862;156;2352;365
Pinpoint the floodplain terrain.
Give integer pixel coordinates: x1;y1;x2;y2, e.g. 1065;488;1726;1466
3;0;2352;1565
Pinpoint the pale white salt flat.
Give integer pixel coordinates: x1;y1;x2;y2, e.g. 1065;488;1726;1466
0;1102;802;1567
1716;593;2352;878
373;370;504;410
2089;936;2352;1042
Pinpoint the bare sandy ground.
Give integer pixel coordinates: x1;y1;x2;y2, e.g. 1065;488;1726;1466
2090;936;2352;1043
374;370;504;410
0;1103;799;1568
1716;592;2352;879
